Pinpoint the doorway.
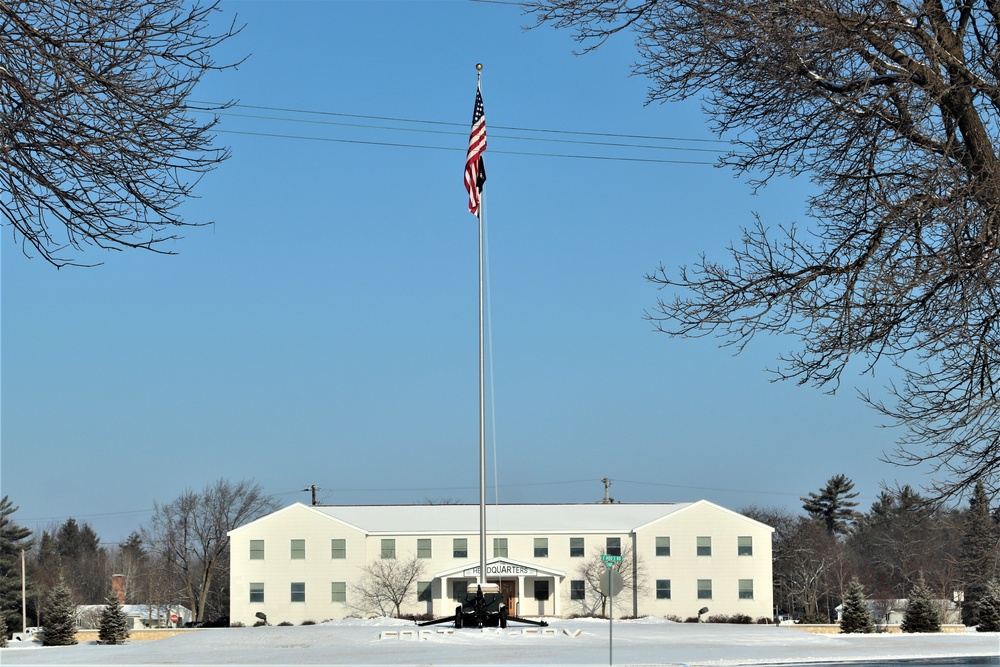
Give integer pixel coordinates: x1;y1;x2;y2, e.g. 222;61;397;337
492;579;517;615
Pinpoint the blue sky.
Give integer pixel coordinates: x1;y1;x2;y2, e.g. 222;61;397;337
1;0;938;544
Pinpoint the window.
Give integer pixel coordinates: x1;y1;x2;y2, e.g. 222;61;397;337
453;538;468;558
417;581;432;602
249;540;264;560
738;536;753;556
381;539;396;559
570;537;585;558
291;539;305;560
534;538;548;558
739;579;754;600
655;536;671;557
570;580;586;600
331;582;346;602
656;580;671;600
697;579;712;600
697;536;712;556
606;537;621;557
534;580;550;600
331;538;346;559
417;539;432;559
493;537;508;558
249;582;264;603
291;582;305;602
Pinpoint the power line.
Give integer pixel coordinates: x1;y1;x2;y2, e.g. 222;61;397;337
190;100;727;165
22;509;152;522
206;110;727;155
614;478;805;499
214;129;717;165
268;479;595;498
268;477;807;500
196;101;730;145
17;476;816;539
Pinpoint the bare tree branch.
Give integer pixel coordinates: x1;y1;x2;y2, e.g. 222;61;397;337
527;0;1000;499
351;555;425;619
145;478;277;622
0;0;242;267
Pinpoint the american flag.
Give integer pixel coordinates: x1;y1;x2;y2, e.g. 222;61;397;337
464;84;487;215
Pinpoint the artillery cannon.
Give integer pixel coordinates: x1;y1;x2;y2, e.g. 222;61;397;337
417;584;548;629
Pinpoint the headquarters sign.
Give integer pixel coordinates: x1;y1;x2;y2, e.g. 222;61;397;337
464;561;537;577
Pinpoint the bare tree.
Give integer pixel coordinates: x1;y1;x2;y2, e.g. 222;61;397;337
145;478;277;622
527;0;1000;499
0;0;241;267
351;555;425;618
776;517;837;622
741;505;808;619
578;542;645;618
138;551;179;627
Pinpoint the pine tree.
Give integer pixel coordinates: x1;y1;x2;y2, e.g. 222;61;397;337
801;475;861;535
839;578;875;633
42;518;109;604
42;580;78;646
98;594;130;644
901;575;941;633
0;612;8;648
0;497;34;635
960;481;1000;626
976;579;1000;632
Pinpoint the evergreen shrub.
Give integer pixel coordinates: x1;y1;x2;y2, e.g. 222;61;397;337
976;579;1000;632
42;581;78;646
839;578;875;634
901;576;941;633
98;595;130;644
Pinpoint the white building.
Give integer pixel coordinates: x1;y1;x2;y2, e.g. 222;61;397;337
75;604;193;630
228;501;774;626
834;599;963;625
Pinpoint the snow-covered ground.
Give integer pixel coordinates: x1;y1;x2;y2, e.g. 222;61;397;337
2;617;997;666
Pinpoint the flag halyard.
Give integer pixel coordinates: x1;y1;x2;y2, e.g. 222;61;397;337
465;84;487;215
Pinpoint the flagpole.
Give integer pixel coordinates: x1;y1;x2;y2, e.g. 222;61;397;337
476;63;487;589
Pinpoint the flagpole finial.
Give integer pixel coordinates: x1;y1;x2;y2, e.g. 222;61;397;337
476;63;483;71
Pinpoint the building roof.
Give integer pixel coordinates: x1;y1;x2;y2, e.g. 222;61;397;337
835;599;961;611
76;604;191;618
224;500;769;536
229;500;775;538
305;502;693;535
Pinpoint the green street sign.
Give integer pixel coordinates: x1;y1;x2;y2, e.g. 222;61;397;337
601;554;623;563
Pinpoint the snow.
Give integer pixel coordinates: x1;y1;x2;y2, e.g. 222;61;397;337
2;617;997;666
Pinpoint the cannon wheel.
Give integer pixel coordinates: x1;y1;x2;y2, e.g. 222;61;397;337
499;606;508;629
454;605;463;629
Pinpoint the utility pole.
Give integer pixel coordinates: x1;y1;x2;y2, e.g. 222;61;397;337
601;478;614;504
21;549;27;633
302;485;320;506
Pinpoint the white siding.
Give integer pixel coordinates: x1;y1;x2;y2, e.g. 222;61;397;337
228;501;774;626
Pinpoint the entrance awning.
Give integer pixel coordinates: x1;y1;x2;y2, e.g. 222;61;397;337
432;557;566;580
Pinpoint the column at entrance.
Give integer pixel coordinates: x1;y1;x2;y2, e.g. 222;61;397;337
517;576;523;616
552;576;559;617
443;577;468;611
